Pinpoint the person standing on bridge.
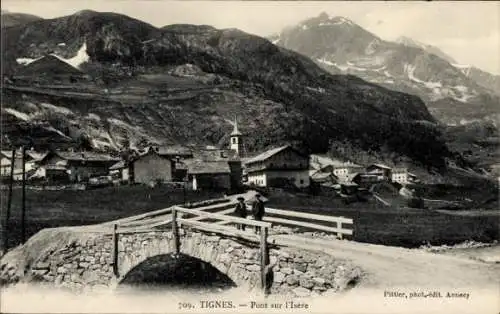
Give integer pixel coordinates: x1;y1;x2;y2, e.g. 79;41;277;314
234;197;248;231
252;194;265;234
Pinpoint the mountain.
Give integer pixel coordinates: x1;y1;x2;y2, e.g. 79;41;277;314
396;36;456;64
1;10;43;28
1;10;464;174
271;13;500;126
452;64;500;96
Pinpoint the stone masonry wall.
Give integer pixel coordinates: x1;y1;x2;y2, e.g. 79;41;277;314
1;228;362;297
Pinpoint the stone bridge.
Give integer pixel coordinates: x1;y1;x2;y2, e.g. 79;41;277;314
15;227;360;297
2;195;358;297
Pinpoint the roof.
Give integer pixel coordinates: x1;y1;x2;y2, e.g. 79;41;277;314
157;145;193;156
245;145;303;165
392;168;408;174
368;163;392;170
51;151;120;162
26;151;48;161
310;154;362;170
186;160;231;174
193;149;239;162
109;160;126;170
311;171;333;182
230;120;242;136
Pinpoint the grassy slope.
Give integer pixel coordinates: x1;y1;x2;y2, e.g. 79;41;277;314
0;185;223;250
266;192;499;248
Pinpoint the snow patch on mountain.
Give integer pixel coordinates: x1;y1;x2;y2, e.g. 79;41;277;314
16;57;43;66
108;118;134;129
306;86;326;93
404;63;443;88
86;113;101;121
40;103;74;115
452;63;472;76
50;42;89;70
316;57;336;67
3;108;30;121
57;43;66;47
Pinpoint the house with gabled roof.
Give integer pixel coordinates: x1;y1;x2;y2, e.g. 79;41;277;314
38;150;120;182
185;159;232;191
244;145;310;188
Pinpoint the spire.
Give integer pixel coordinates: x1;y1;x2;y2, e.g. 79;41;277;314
231;117;242;136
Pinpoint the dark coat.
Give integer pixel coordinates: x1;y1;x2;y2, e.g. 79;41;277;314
234;202;247;218
252;200;265;219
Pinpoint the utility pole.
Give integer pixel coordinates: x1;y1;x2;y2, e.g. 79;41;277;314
3;148;16;252
21;146;26;243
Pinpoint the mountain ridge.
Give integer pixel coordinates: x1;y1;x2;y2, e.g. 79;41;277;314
1;10;464;175
270;13;499;126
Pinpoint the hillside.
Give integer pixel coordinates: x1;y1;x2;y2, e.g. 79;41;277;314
1;11;43;28
1;10;460;172
270;12;500;126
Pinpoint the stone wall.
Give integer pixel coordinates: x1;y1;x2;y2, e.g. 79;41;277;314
1;228;362;297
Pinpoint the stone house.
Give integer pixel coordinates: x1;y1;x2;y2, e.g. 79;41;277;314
129;148;174;185
1;149;46;181
366;163;392;180
244;145;310;188
38;151;120;183
186;160;231;191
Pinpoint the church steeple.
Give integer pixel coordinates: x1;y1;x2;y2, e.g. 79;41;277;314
230;117;243;156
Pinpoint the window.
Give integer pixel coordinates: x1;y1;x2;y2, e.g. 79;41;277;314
300;179;304;184
232;138;236;144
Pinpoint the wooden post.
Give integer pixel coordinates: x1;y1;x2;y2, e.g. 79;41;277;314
112;224;119;277
2;149;16;252
21;146;26;243
337;220;343;240
259;226;269;294
172;208;180;255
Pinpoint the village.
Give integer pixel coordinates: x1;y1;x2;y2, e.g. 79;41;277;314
1;120;420;203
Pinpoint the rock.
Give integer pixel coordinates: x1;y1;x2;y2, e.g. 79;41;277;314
246;264;260;272
285;275;299;286
240;259;254;265
300;277;314;289
293;269;304;275
313;277;326;285
32;269;49;276
292;287;311;297
295;263;307;272
273;272;285;283
219;253;232;264
315;258;327;268
280;251;290;259
281;267;293;275
313;285;327;291
269;256;278;266
225;247;234;253
55;275;64;285
57;267;67;274
33;262;50;270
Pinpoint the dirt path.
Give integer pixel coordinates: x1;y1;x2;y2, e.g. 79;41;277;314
271;235;500;290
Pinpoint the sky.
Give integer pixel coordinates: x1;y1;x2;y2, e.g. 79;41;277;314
3;1;500;74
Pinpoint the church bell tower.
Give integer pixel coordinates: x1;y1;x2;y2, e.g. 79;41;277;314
230;118;243;157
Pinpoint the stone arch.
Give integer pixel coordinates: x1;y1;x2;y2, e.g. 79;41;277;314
113;232;262;291
116;253;236;290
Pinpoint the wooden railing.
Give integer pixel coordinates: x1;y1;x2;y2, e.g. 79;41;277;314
264;207;353;239
173;206;273;293
77;199;354;294
215;207;353;239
